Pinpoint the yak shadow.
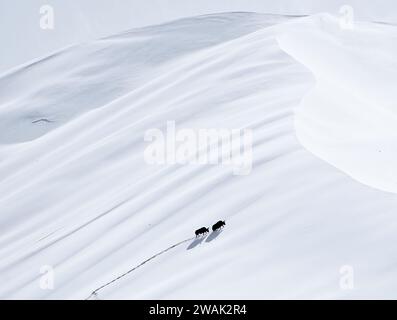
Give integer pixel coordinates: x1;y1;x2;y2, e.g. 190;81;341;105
206;229;223;242
187;236;206;250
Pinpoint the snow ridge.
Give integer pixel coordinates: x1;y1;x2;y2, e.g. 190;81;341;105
1;13;397;299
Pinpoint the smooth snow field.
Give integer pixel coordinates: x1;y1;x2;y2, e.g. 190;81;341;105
1;12;397;299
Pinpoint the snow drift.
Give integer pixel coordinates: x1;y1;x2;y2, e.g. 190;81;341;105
1;12;397;299
278;14;397;194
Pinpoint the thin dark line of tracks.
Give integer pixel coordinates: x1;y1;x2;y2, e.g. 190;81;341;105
86;237;194;300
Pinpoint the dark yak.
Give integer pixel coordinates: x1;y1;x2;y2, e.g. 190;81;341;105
212;220;226;232
195;227;209;237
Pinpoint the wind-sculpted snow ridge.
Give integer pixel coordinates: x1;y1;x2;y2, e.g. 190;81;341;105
277;14;397;194
1;12;397;300
0;12;282;145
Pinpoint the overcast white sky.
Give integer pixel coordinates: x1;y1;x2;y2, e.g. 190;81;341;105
1;0;395;74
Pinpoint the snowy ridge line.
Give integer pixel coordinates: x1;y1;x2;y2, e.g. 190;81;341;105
276;13;397;194
86;237;194;300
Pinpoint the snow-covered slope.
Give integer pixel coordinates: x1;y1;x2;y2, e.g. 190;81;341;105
2;0;396;74
278;14;397;194
1;12;397;299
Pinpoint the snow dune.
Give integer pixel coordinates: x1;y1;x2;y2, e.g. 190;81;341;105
1;12;397;299
278;14;397;194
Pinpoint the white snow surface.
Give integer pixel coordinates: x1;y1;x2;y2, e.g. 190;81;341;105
1;12;397;299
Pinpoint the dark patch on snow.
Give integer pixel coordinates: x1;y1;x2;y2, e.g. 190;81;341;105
32;118;54;124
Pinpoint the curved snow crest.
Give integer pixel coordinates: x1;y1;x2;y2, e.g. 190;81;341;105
277;13;397;193
0;12;288;145
0;13;316;299
2;12;397;300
